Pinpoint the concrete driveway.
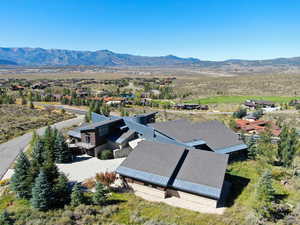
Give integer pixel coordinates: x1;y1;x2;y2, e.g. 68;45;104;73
57;154;125;182
0;115;84;179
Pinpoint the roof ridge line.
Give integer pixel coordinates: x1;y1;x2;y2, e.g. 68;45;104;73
167;149;189;187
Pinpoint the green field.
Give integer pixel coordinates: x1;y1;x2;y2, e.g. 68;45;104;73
187;96;300;104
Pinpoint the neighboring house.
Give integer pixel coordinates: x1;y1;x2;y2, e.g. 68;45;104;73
174;103;209;110
117;141;229;209
244;100;276;109
235;119;281;136
289;99;300;106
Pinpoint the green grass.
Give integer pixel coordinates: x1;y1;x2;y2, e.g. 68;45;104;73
187;96;300;104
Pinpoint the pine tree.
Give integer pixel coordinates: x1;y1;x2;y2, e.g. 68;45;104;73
21;95;27;105
29;101;34;109
277;126;299;167
54;132;72;163
43;126;55;162
31;169;53;211
256;170;275;202
93;182;109;205
283;128;299;167
53;173;70;207
30;138;46;185
277;125;289;165
247;136;257;160
0;210;14;225
10;152;32;199
255;170;275;218
94;101;101;114
32;138;45;166
42;159;59;185
70;183;85;207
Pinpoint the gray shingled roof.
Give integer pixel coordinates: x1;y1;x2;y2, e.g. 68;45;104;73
80;118;122;131
150;120;203;142
172;149;228;198
150;120;244;152
191;120;244;151
118;141;185;184
117;141;228;199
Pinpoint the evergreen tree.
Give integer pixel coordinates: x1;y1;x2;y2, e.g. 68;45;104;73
30;138;46;184
247;136;258;160
277;126;299;167
42;159;59;185
30;130;39;147
32;138;45;166
101;104;111;117
31;169;53;211
53;173;70;207
0;210;14;225
21;95;27;105
70;183;85;207
10;152;32;199
255;170;275;218
277;125;289;165
256;170;275;202
94;101;101;114
43;126;55;162
283;128;299;167
93;182;109;205
29;101;34;109
54;132;72;163
256;130;276;164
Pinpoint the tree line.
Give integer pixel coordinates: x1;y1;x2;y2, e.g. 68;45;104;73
7;127;111;215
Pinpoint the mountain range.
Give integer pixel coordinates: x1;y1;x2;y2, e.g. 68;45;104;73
1;47;300;68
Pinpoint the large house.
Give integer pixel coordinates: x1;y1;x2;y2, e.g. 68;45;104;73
117;141;230;208
68;112;247;211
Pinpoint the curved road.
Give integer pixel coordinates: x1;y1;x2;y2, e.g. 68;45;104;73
0;115;84;179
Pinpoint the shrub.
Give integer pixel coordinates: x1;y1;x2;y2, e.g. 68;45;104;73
93;182;109;205
70;184;85;207
233;108;247;119
95;172;117;187
82;178;96;189
0;210;14;225
99;150;114;160
0;179;10;187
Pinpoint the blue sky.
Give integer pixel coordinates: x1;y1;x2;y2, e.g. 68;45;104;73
1;0;300;60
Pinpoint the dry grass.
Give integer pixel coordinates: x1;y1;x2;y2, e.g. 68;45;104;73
0;104;74;143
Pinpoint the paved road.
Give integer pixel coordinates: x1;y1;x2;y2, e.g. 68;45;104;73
0;115;84;179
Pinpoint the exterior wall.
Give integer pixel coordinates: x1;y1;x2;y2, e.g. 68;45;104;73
172;190;217;208
81;131;97;145
113;146;132;158
122;176;219;208
129;182;166;199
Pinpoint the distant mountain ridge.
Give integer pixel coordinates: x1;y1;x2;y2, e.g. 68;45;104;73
0;47;200;66
1;47;300;68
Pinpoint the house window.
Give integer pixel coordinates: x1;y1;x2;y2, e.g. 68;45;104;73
85;135;91;143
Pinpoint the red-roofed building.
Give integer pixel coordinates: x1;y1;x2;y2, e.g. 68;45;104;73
235;119;281;136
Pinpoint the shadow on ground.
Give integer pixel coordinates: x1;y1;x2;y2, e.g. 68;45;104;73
219;173;250;208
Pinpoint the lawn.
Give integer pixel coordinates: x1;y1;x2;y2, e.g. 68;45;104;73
186;96;300;105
